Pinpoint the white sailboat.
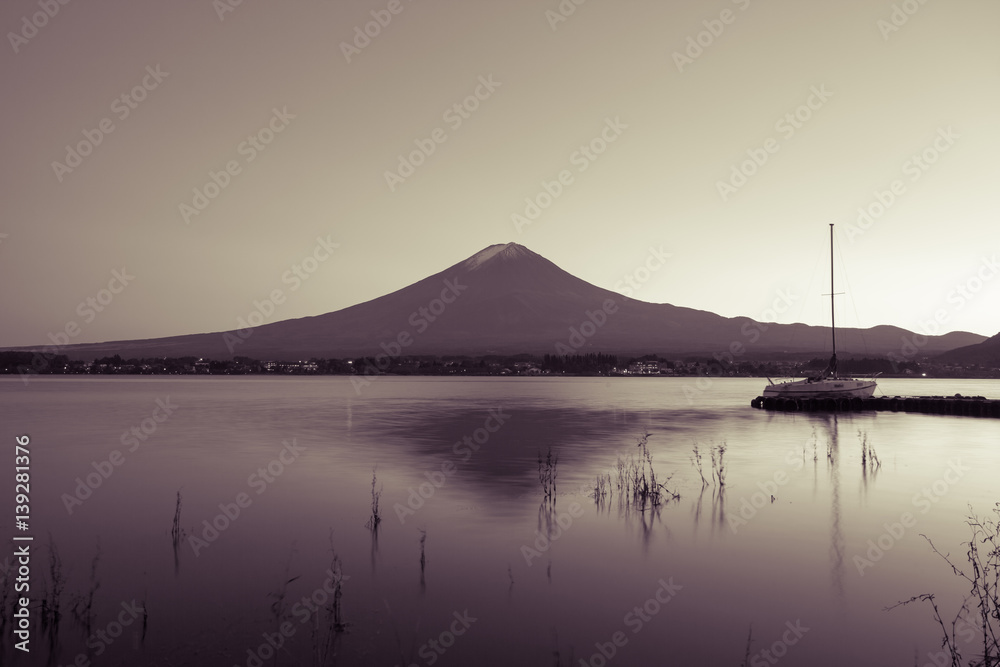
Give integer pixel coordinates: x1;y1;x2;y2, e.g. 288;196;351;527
762;224;877;399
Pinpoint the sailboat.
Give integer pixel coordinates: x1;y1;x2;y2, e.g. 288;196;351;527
762;224;877;399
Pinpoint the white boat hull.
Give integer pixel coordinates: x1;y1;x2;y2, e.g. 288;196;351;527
762;378;877;399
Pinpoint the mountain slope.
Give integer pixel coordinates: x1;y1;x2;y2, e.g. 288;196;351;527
934;332;1000;366
5;243;986;360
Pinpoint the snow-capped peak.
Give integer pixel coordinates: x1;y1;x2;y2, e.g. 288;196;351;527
464;243;533;270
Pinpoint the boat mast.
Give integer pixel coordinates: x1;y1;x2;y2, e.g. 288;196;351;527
829;223;837;376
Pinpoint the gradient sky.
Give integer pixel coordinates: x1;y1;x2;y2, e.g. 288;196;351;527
1;0;998;347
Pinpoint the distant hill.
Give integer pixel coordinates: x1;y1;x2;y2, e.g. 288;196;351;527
3;243;986;361
934;332;1000;367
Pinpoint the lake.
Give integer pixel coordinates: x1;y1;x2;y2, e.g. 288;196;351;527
1;376;998;666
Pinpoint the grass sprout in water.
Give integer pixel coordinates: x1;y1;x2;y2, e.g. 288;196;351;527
614;433;679;511
365;468;382;531
538;447;558;500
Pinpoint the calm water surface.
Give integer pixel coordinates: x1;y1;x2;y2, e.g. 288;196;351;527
1;376;998;666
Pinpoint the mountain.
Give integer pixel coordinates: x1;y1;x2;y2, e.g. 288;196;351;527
934;332;1000;367
5;243;986;361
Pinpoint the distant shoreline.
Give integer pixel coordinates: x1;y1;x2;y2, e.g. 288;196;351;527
2;351;997;380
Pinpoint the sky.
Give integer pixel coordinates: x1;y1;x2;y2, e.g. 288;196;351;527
1;0;998;348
